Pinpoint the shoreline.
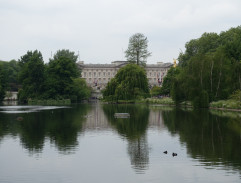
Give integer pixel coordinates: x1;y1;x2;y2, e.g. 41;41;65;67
209;107;241;112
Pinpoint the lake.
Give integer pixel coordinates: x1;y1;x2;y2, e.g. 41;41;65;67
0;103;240;183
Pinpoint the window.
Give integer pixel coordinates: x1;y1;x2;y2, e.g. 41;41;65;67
89;72;91;77
103;72;106;76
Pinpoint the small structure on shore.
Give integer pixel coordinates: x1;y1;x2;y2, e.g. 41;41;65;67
114;113;130;118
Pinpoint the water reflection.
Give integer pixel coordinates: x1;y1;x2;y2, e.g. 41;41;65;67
0;103;240;180
102;104;150;173
161;108;241;172
0;104;91;154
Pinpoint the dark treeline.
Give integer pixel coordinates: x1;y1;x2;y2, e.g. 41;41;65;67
161;26;241;107
0;59;20;101
0;49;91;103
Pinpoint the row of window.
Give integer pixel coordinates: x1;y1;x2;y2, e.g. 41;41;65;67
83;72;115;77
86;78;111;83
84;77;162;83
83;71;166;78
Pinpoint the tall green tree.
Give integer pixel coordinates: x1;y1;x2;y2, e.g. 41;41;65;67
18;50;46;102
46;49;80;99
125;33;151;66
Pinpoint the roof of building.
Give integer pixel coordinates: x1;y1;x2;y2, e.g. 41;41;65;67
77;61;173;69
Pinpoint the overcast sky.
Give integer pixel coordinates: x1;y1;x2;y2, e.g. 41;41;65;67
0;0;240;64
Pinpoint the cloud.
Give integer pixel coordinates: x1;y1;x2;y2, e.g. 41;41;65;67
0;0;240;63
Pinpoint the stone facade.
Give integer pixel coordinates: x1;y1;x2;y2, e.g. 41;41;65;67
77;61;173;91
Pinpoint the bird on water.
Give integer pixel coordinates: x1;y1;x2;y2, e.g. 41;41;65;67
172;153;177;157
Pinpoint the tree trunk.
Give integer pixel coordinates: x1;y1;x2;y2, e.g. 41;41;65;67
210;60;214;93
137;50;140;65
215;58;223;99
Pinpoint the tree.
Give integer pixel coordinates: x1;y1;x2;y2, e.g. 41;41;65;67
45;49;80;99
160;67;180;95
5;60;20;91
125;33;151;66
50;49;78;63
71;78;91;101
0;63;7;101
102;64;149;101
150;86;162;97
171;26;241;106
18;50;46;102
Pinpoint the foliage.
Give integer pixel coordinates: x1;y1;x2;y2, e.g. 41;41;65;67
18;50;46;102
150;86;162;96
71;78;91;101
0;63;7;101
45;54;80;99
16;49;90;103
229;90;241;101
160;67;180;95
5;60;20;91
170;26;241;107
50;49;78;63
125;33;151;66
210;99;241;109
102;64;149;101
142;97;175;105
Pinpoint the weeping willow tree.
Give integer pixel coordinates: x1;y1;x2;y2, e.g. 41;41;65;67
102;64;149;101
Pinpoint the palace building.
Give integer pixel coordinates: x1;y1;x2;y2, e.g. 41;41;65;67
77;61;173;91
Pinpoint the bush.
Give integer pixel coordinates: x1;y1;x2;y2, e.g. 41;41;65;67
210;99;241;109
142;97;175;105
229;90;241;100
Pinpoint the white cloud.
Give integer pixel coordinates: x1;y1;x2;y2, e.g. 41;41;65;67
0;0;240;63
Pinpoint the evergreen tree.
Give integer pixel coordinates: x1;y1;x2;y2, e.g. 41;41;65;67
125;33;151;66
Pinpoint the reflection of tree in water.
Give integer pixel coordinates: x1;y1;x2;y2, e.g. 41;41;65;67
102;104;150;173
127;137;149;173
162;109;241;172
0;104;91;154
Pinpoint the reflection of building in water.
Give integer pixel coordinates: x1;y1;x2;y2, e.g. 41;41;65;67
82;104;112;131
148;109;166;130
